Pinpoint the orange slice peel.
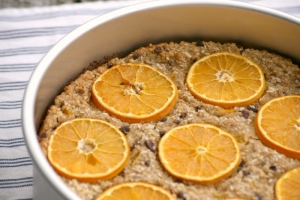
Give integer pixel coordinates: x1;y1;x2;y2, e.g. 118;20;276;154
158;123;242;184
92;63;178;123
47;118;130;182
186;52;266;108
255;95;300;159
96;182;175;200
276;167;300;200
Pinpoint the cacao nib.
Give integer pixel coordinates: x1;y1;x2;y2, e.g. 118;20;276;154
154;46;162;53
145;140;156;153
241;109;249;119
269;165;277;171
132;53;141;60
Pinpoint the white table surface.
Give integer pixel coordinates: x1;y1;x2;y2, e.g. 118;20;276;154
0;0;299;199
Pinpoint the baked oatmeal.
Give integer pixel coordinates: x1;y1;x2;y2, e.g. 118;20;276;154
38;41;300;200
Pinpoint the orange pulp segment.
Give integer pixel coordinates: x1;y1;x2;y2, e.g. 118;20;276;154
276;167;300;200
48;118;130;182
186;52;266;108
158;123;242;184
255;95;300;159
92;63;178;123
96;182;175;200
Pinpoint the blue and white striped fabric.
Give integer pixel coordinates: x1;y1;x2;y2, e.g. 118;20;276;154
0;0;299;199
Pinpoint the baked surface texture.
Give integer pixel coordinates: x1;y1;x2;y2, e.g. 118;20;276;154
39;41;300;200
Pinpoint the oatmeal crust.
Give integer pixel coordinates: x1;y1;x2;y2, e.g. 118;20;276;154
39;41;300;200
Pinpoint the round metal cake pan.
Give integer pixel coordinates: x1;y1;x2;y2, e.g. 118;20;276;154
22;1;300;199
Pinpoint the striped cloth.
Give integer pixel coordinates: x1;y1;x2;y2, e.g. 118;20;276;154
0;0;299;199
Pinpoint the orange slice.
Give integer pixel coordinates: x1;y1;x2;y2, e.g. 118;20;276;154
186;52;266;108
255;95;300;159
92;63;178;123
158;124;242;184
96;182;175;200
48;118;130;182
276;167;300;200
